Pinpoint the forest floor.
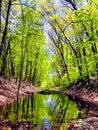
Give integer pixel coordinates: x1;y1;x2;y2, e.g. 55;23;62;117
0;76;41;106
67;117;98;130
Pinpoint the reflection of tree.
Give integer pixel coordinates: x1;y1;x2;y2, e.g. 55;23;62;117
52;102;69;127
22;96;26;119
2;103;11;119
21;94;35;121
47;93;86;129
0;93;84;129
48;93;69;127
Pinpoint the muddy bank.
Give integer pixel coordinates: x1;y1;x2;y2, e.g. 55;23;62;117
65;76;98;108
0;119;37;130
65;86;98;129
65;77;98;130
66;85;98;109
67;117;98;130
0;77;41;106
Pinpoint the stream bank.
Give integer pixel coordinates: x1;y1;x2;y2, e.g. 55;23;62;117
67;117;98;130
65;85;98;114
0;76;41;105
65;76;98;129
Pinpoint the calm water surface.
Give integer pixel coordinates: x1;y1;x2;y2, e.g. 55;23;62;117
0;92;87;129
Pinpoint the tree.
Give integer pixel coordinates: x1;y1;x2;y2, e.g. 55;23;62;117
39;0;98;88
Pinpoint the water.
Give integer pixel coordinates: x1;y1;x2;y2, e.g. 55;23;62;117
0;92;87;129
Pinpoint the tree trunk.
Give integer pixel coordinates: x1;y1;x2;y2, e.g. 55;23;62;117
0;0;2;34
25;60;29;81
0;0;11;55
32;53;39;85
1;39;10;75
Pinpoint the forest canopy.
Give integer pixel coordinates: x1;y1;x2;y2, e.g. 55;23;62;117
0;0;98;89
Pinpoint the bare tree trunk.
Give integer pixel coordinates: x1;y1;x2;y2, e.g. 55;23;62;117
9;46;15;76
25;60;29;81
1;39;10;75
32;52;39;85
65;0;77;10
17;0;25;97
29;61;32;84
0;0;2;34
0;0;11;55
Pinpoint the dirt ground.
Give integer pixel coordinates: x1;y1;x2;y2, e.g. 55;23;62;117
0;76;41;106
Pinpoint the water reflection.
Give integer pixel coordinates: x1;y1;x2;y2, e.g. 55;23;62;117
0;92;86;129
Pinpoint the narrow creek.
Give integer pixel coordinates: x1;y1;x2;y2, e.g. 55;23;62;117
0;92;87;129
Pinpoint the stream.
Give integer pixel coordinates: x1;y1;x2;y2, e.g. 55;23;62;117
0;92;87;129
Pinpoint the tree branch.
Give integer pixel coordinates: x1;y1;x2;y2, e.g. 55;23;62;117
11;3;36;10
